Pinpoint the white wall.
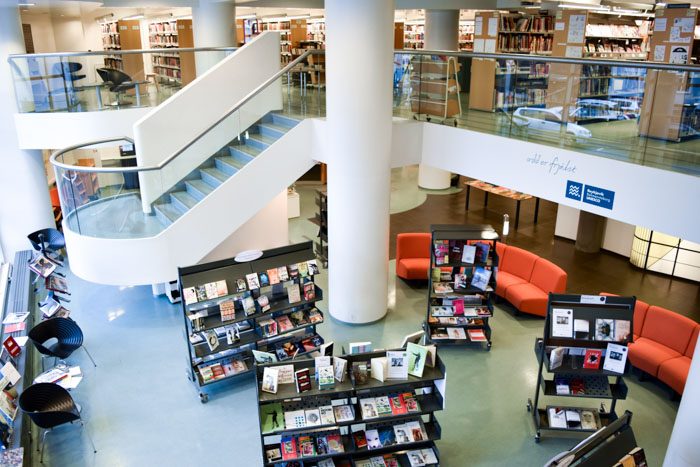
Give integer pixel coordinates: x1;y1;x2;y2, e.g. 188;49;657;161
555;205;636;257
51;16;85;52
21;14;57;53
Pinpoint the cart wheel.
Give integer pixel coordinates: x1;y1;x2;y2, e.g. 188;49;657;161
413;115;418;120
527;399;532;412
599;403;606;413
453;119;458;127
323;262;328;268
487;342;492;351
535;433;541;443
200;393;209;403
186;371;194;382
426;116;432;122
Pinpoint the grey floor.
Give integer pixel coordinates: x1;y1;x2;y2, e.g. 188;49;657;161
37;168;678;467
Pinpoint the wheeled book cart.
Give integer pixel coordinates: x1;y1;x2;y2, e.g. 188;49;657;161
178;241;325;403
255;349;447;466
410;55;462;126
527;293;635;443
424;224;499;350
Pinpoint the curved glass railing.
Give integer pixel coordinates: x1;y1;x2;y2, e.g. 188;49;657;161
50;50;325;239
8;47;236;113
394;50;700;177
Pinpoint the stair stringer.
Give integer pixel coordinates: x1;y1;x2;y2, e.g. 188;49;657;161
64;119;317;286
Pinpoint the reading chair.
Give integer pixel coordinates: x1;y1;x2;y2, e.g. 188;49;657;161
395;233;431;281
27;228;66;264
28;318;97;371
96;67;140;107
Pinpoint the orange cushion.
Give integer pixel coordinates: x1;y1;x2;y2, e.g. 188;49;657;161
658;356;691;394
628;337;681;376
495;242;506;264
686;326;699;358
529;258;567;294
599;293;650;338
397;258;429;280
495;271;527;297
500;245;537;282
396;233;431;262
505;283;548;317
641;306;697;355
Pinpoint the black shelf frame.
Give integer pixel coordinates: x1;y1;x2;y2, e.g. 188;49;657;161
424;224;499;350
527;293;635;443
255;349;447;466
178;241;324;403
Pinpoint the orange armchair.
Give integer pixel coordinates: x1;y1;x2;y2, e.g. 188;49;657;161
504;257;567;317
396;233;431;281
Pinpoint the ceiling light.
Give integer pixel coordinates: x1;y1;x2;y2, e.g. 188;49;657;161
122;14;144;20
560;3;610;10
655;2;666;5
17;2;35;6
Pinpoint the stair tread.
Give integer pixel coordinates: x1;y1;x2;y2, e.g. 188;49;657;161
171;191;197;209
185;179;214;195
154;202;182;222
200;167;229;182
246;133;277;145
229;143;261;157
216;156;246;170
258;122;292;133
271;113;301;127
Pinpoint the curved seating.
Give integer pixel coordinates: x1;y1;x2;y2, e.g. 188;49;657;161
496;245;567;317
396;233;431;281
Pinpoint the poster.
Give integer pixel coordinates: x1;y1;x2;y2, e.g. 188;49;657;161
670;46;689;64
555;21;565;31
475;17;483;36
565;46;582;58
670;26;682;42
674;17;694;33
484;39;496;53
567;15;586;43
654;18;667;32
552;309;574;338
653;45;666;62
473;39;484;53
488;17;498;37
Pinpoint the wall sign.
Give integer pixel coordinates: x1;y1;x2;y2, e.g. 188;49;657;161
565;180;615;210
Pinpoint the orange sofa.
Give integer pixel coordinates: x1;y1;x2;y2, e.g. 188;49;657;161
396;233;431;281
496;244;568;317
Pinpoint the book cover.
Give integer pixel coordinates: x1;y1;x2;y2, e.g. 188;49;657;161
474;241;491;263
461;244;476;264
326;433;345;453
298;262;309;278
406;421;426;442
316;436;329;456
375;396;393;417
548;407;567;428
402;392;421;412
260;319;277;337
389;394;407;415
289;310;308;326
303;282;316;301
278;266;289;281
353;431;368;450
393;424;411;444
294;368;312;393
360;398;378;419
261;367;279;394
447;328;467;340
231;359;247;374
365;429;381;449
307;259;320;275
448;241;463;264
433;282;453;294
265;447;282;463
334;357;347;382
308;309;323;324
583;349;603;369
470;267;492;291
28;254;57;278
595;319;616;341
318;365;335;390
258;272;270;288
319;405;336;425
245;273;260;290
224;326;239;345
352;362;369;385
580;410;598;430
236;278;247;292
549;347;566;370
603;343;628;374
267;268;280;285
219;300;236;321
204;282;219;300
406;450;427;466
370;357;387;382
467;329;487;342
614;320;631;342
260;402;284;434
386;350;409;380
215;280;228;297
431;268;441;283
287;284;302;304
205;330;219;351
378;428;397;448
406;342;428;377
277;364;295;384
257;295;271;312
574;319;590;339
433;240;449;265
383;455;400;467
211;363;225;380
183;287;198;305
276;315;294;332
333;404;355;423
288;264;299;279
281;435;298;460
431;306;454;317
304;409;322;427
454;273;468;290
284;409;306;429
195;285;208;302
252;350;278;364
421;448;439;464
552;308;574;338
566;410;582;429
242;296;256;316
349;342;372;354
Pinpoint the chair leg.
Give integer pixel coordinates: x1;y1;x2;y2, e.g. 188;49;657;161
40;428;51;463
82;345;97;367
80;420;97;453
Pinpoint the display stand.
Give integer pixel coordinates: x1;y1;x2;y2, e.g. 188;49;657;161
410;56;462;126
424;224;499;350
255;348;446;466
527;293;635;443
178;241;324;403
310;189;328;268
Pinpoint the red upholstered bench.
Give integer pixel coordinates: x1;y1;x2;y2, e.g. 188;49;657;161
396;233;431;281
658;326;698;395
495;245;538;297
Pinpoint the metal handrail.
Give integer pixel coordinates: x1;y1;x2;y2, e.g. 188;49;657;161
50;49;324;173
8;46;237;60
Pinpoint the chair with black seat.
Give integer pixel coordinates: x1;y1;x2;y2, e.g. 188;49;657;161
28;318;97;370
96;67;137;107
19;383;96;462
27;228;66;263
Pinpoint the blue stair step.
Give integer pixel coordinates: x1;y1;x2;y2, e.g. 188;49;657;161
199;167;229;187
228;144;260;164
185;179;214;201
170;191;198;213
255;122;291;139
269;113;300;128
154;202;182;226
244;133;276;151
215;156;245;174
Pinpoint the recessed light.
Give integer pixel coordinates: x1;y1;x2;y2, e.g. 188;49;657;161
18;2;36;6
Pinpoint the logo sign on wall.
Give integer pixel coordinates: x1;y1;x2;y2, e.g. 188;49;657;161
565;180;615;210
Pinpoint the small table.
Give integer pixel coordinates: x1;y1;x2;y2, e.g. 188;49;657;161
464;180;540;229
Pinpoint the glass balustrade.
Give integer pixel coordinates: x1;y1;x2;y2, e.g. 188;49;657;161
8;47;236;113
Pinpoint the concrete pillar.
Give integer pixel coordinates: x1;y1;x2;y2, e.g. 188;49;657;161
192;0;236;74
0;7;54;260
575;210;606;253
326;0;394;323
664;341;700;466
417;9;459;190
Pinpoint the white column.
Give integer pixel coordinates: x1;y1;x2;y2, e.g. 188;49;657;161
326;0;394;323
0;7;54;260
417;9;459;190
664;342;700;466
191;0;236;74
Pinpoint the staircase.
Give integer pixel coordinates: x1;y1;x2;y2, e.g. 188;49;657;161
152;112;300;227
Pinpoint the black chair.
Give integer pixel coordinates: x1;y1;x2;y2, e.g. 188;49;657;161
28;318;96;370
19;383;96;462
96;67;138;106
27;228;66;263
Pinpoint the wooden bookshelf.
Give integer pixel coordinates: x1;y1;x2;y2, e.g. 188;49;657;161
148;19;195;86
404;23;425;50
100;20;122;70
410;56;462;124
117;20;144;81
394;22;405;49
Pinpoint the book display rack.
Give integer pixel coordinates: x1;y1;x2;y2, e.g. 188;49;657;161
178;241;325;403
255;348;446;466
424;224;499;349
527;293;635;443
310;189;328;268
404;23;425;50
148;19;196;86
410;56;462;126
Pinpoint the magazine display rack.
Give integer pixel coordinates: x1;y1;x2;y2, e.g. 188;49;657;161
255;348;446;466
527;293;635;443
179;241;325;403
424;224;499;350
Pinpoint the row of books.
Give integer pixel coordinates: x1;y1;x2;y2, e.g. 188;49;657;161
261;402;356;434
431;328;487;341
192;320;251;350
101;35;120;48
100;21;118;34
433;240;490;265
551;310;631;342
498;62;549;78
354;420;429;451
547;406;599;430
152;55;179;67
199;357;248;382
498;35;553;54
149;21;178;34
500;15;554;33
430;305;489;318
272;334;324;362
183;258;320;305
585;42;645;55
496;89;547;110
155;68;181;79
549;343;628;374
432;267;491;293
357;448;438;467
267;431;345;463
150;35;178;46
260;309;323;338
554;375;588;395
586;24;643;39
359;393;421;420
581;65;646;78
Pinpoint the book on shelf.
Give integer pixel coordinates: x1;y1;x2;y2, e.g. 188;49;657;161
366;429;381;449
308;259;320;275
583;349;602;369
424;344;437;367
195;285;208;302
406;342;428;377
326;433;345;453
353;430;368;449
236;278;247;292
287;284;302;304
431;328;450;340
352;361;369;385
276;315;294;332
298;261;309;278
389;394;407;415
267;268;280;285
407;448;439;466
260;318;278;338
259;272;270;288
360;397;379;419
304;408;322;427
319;405;336;425
454;273;468;290
260;402;284;434
318;365;335;390
462;244;476;264
433;282;453;294
28;254;57;278
277;364;295;384
447;327;467;340
289;310;308;327
278;266;289;281
603;343;628;374
219;300;236;321
308;309;323;324
470;267;492;291
549;347;566;370
204;282;219;300
205;330;219;351
552;308;574;338
261;367;279;394
349;341;372;354
333;404;355;423
386;350;409;380
284;409;306;429
242;296;256;316
252;349;278;364
314;356;331;378
574;318;590;339
257;295;271;312
375;396;393;417
281;435;298;460
474;242;490;263
246;273;260;290
265;447;282;463
467;329;487;342
295;368;312;393
303;282;316;301
370;357;388;382
299;434;316;457
288;264;299;279
433;240;449;265
224;326;239;345
334;357;347;382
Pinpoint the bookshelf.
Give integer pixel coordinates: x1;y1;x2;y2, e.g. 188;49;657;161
178;241;325;403
424;224;499;349
459;21;475;51
404;23;425;50
410;55;462;125
309;189;328;268
100;20;122;70
527;293;635;443
148;19;195;86
255;348;446;466
99;19;143;81
639;6;700;141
